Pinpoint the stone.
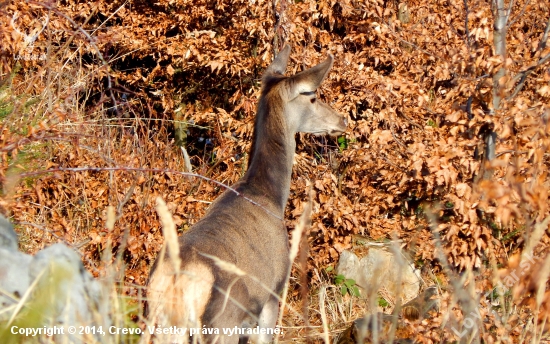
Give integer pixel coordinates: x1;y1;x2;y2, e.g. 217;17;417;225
0;217;109;342
0;215;18;251
0;248;32;310
336;244;420;304
29;244;108;328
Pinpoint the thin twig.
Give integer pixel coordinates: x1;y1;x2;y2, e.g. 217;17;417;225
463;0;471;52
0;132;94;153
507;16;550;100
390;123;410;155
18;166;284;221
507;0;531;29
379;153;407;172
30;1;118;115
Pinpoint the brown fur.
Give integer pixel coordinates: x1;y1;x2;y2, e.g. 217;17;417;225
145;45;346;343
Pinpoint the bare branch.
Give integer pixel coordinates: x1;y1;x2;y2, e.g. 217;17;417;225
463;0;471;52
29;1;119;116
492;0;508;112
18;166;284;221
537;16;550;52
508;52;550;100
507;0;531;28
507;17;550;100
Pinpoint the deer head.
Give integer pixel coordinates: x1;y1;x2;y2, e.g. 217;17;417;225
263;45;347;137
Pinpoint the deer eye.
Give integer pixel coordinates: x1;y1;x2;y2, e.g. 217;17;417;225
310;98;316;103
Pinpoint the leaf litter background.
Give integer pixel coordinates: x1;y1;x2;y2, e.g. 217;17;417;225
1;0;550;342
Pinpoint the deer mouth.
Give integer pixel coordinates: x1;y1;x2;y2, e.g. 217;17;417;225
330;119;348;136
309;128;344;136
329;128;345;136
310;128;345;136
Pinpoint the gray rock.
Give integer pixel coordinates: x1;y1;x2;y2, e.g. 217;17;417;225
29;243;108;331
0;217;110;343
0;248;32;312
0;215;18;251
336;245;420;305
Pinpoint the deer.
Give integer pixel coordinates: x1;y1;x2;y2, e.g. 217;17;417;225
145;45;347;343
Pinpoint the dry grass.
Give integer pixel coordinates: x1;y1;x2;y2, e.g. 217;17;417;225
1;2;550;343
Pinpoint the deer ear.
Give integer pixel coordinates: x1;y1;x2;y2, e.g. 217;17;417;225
288;54;333;99
264;45;291;76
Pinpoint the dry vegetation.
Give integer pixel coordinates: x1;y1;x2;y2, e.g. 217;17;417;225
1;0;550;342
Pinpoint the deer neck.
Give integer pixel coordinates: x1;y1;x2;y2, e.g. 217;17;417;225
244;98;295;215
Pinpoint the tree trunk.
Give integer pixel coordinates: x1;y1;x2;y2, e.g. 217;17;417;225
484;0;508;179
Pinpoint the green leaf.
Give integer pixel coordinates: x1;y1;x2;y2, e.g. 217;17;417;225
337;136;348;150
378;297;389;307
344;279;356;287
341;285;348;296
335;274;345;284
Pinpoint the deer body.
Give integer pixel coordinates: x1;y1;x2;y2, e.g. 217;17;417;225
146;45;346;343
